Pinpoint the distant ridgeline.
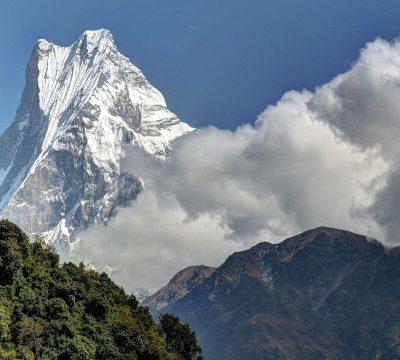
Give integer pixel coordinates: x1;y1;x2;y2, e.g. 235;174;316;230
147;227;400;360
0;220;202;360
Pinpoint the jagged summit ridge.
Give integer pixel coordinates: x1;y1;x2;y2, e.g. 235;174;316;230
35;29;114;55
0;29;193;253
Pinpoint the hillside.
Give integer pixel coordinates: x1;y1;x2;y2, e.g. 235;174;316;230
156;227;400;359
144;266;216;311
0;220;201;359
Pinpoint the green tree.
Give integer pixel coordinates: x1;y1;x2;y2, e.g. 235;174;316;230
17;316;44;352
59;335;96;360
160;314;202;360
0;303;12;343
0;220;202;359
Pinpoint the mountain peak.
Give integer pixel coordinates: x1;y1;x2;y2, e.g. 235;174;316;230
35;38;54;49
144;265;216;311
79;28;113;41
0;30;194;252
158;228;397;359
239;226;384;269
33;28;114;57
75;28;115;53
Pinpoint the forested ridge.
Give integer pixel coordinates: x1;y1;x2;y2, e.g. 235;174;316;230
0;220;202;360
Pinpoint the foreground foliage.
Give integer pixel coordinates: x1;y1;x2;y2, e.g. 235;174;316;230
160;314;202;360
0;220;202;359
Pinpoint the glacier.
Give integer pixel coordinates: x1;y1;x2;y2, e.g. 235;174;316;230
0;29;193;254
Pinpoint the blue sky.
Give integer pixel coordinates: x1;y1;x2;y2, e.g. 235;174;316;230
1;0;400;131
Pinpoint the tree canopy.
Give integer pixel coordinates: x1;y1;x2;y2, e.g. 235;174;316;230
0;220;202;359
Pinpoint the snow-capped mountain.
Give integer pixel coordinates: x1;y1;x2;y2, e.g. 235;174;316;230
0;29;193;254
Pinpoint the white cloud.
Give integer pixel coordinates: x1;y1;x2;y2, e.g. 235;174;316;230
309;38;400;243
77;191;240;291
76;37;400;291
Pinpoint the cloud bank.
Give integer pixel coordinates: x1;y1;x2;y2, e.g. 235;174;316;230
77;37;400;291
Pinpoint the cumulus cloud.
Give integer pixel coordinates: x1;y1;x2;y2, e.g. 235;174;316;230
77;191;240;291
309;38;400;243
309;38;400;155
76;37;400;291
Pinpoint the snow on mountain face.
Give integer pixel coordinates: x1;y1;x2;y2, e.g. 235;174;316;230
0;29;193;254
131;288;157;304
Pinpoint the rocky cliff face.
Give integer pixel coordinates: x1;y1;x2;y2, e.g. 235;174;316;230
157;227;400;360
0;29;193;254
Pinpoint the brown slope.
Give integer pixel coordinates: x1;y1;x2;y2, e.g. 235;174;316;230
156;227;400;360
144;265;216;312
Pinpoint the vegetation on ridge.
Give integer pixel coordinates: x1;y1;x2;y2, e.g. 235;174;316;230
0;220;202;360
